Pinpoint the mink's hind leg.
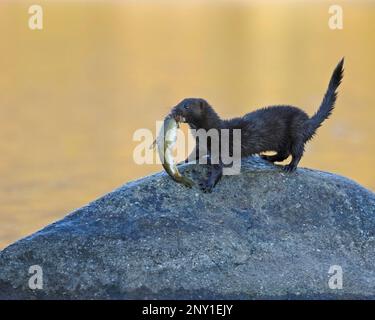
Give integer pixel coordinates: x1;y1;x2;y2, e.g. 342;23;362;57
261;151;289;163
283;141;305;173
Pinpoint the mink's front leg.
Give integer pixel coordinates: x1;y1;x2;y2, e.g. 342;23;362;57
199;162;223;193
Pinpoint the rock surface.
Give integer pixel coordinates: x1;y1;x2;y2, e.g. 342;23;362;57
0;157;375;299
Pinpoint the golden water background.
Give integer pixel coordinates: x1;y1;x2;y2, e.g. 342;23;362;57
1;0;374;249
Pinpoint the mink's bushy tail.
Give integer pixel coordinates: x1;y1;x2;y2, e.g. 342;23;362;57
304;58;344;141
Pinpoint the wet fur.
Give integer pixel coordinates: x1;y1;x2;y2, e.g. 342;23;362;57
171;59;344;192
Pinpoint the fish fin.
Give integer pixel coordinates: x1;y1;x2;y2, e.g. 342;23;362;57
150;139;157;150
181;177;194;188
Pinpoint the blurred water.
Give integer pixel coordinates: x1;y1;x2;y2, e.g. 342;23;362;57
0;0;374;248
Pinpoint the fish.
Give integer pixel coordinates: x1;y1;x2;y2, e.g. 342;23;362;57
151;115;194;188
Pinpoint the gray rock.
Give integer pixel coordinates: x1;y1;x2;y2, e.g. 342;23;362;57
1;157;375;299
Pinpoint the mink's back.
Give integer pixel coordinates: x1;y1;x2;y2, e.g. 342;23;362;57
223;105;310;156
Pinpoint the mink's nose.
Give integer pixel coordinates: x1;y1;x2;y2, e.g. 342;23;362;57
170;107;182;119
174;115;185;123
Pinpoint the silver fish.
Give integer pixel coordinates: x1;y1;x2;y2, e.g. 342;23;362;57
152;115;194;188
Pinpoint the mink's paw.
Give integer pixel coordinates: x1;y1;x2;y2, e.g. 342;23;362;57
260;154;272;161
283;164;297;173
199;179;214;193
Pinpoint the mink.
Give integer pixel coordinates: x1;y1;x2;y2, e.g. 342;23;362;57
170;58;344;192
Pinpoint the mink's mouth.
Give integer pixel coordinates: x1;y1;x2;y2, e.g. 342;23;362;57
174;114;186;123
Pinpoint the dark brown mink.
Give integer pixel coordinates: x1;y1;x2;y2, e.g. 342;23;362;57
170;58;344;192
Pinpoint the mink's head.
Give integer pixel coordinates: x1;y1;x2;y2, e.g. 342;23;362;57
170;98;220;129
